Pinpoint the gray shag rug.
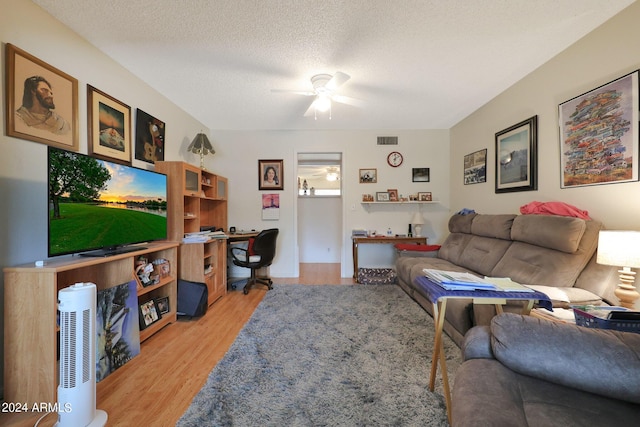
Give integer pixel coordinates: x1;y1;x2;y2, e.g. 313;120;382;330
177;284;461;426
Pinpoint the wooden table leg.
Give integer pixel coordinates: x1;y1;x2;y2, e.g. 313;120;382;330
429;299;451;424
352;240;359;280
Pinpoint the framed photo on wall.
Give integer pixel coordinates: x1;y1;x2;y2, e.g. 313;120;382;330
259;159;284;190
464;149;487;185
359;168;377;183
495;116;538;193
5;43;79;150
135;109;165;164
87;85;132;164
412;168;430;182
559;71;639;188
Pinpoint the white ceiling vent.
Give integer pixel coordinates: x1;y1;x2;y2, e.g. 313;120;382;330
377;136;398;145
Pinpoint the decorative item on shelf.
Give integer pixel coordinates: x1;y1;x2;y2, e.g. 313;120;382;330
596;230;640;308
187;132;215;170
155;296;170;315
152;258;170;278
411;212;425;237
418;192;432;201
139;299;162;330
135;261;158;288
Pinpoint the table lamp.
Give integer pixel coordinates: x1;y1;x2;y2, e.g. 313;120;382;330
187;132;215;169
411;212;425;237
596;230;640;308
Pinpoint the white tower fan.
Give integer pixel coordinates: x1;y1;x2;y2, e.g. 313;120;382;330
56;283;107;426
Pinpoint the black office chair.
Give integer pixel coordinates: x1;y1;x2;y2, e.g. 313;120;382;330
230;228;279;294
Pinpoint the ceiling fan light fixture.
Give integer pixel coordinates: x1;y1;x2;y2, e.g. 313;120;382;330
326;171;339;181
314;95;331;112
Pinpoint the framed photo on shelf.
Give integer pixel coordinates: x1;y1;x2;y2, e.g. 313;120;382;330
418;192;432;201
359;168;377;183
259;159;284;190
138;299;162;330
495;115;538;193
5;43;79;150
387;189;399;201
135;109;165;164
412;168;430;182
155;296;170;315
464;149;487;185
87;85;132;164
559;71;639;188
376;191;390;202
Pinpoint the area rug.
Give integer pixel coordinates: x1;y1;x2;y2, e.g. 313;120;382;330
177;284;461;426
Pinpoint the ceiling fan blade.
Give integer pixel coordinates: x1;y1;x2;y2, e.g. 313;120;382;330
332;95;364;107
303;100;316;117
271;89;315;96
325;72;350;91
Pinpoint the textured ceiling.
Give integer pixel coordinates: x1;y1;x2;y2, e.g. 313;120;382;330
33;0;634;130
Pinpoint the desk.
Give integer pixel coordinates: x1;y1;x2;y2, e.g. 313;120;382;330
351;236;427;280
414;276;552;424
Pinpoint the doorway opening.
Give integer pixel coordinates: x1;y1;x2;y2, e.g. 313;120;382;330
297;152;343;267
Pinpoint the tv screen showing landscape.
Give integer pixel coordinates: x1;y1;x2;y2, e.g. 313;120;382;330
48;147;167;257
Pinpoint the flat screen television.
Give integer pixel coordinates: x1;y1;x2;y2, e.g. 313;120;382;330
48;146;168;257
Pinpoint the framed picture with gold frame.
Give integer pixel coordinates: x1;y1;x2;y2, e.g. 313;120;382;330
87;85;132;164
5;43;78;150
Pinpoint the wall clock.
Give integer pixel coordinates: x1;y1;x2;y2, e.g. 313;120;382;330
387;151;403;167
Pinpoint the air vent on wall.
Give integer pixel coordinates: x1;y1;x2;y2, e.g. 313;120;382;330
377;136;398;145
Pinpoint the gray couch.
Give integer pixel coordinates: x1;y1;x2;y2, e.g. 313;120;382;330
396;213;618;346
453;313;640;426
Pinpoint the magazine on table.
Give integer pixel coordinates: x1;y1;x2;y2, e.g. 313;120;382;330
422;269;535;292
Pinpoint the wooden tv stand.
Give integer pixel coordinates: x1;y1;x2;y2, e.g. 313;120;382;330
3;241;178;406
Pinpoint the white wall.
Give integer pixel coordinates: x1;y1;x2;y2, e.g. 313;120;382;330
298;197;342;263
0;0;210;397
207;129;451;277
450;2;640;230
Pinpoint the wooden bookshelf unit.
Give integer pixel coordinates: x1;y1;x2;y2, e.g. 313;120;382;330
155;161;228;305
3;241;178;405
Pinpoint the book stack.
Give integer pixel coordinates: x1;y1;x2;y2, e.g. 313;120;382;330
422;268;535;292
183;230;228;243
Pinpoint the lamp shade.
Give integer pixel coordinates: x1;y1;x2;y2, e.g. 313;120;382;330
596;230;640;268
187;133;215;155
411;212;424;225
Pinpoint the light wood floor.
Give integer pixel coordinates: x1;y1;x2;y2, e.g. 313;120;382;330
1;263;354;427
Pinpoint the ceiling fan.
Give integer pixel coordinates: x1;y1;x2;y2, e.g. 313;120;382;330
312;166;341;181
272;72;361;119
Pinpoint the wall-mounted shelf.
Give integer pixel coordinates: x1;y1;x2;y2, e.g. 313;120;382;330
361;201;439;205
360;200;439;212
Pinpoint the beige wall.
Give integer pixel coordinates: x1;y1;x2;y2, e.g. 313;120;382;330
0;0;209;397
450;2;640;229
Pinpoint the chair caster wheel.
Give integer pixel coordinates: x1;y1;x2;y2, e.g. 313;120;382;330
243;288;249;295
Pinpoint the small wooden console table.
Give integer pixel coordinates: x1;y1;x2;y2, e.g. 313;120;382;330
351;235;427;280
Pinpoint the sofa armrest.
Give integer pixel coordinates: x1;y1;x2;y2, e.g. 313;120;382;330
460;326;494;360
490;313;640;404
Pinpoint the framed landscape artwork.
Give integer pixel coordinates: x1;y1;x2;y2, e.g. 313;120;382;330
495;116;538;193
87;85;132;164
5;43;78;150
559;71;639;188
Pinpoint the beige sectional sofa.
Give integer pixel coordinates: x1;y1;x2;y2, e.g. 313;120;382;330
396;212;618;346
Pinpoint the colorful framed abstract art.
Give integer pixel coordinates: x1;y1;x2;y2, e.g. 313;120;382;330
559;71;639;188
